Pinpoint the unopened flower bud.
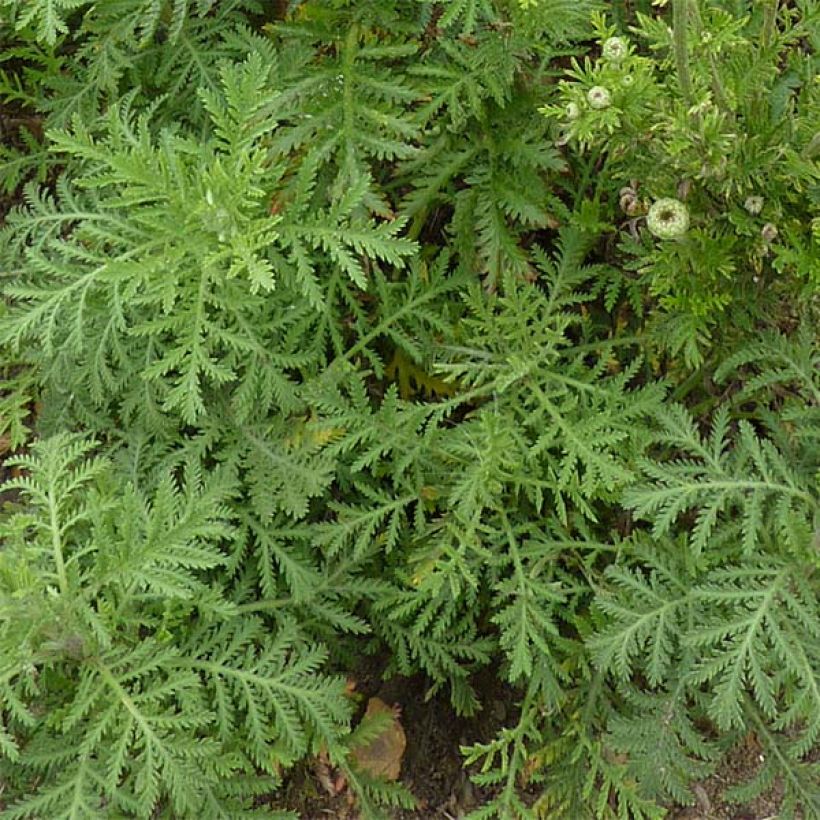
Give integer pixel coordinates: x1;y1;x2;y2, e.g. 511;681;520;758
587;86;611;109
744;196;764;215
602;37;628;62
647;197;690;239
565;102;581;120
620;193;640;215
761;223;778;243
619;186;640;215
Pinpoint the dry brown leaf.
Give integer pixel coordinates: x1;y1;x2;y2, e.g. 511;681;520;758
350;697;406;781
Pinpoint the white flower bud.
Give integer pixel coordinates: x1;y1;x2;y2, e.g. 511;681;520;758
761;223;778;243
565;102;581;120
602;37;628;62
744;196;764;215
647;198;690;239
619;186;639;215
587;86;611;109
620;192;640;215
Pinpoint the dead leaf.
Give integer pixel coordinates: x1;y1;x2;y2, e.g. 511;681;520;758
314;747;338;795
350;697;406;781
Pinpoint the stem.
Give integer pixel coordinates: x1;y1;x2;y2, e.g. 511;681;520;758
48;489;69;595
706;52;731;114
341;24;358;159
672;0;694;107
235;597;291;614
687;0;733;117
761;0;779;49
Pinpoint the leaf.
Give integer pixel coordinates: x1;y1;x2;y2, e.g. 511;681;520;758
349;698;407;782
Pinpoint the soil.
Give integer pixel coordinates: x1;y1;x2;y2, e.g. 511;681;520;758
273;662;806;820
670;733;803;820
273;664;515;819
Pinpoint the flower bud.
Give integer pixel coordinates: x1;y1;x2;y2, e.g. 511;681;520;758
619;186;639;215
620;193;640;215
602;37;628;62
647;198;690;239
744;196;764;215
565;102;581;121
587;86;611;109
761;223;778;243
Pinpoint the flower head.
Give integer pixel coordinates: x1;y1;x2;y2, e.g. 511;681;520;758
565;102;581;121
744;195;764;216
602;37;628;62
587;86;611;110
619;186;640;216
647;198;690;239
761;223;778;243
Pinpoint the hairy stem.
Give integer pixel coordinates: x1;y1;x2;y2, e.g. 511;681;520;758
761;0;779;49
672;0;694;107
687;1;733;117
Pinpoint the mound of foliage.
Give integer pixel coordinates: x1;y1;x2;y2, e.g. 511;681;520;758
0;1;817;817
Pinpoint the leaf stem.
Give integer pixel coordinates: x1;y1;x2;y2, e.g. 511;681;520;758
686;0;733;117
48;488;69;596
761;0;779;49
672;0;694;107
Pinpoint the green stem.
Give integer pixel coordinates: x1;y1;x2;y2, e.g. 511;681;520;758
687;0;733;117
672;0;694;107
761;0;779;49
706;52;731;115
341;24;358;159
48;489;69;596
670;359;711;402
96;661;160;746
235;597;291;614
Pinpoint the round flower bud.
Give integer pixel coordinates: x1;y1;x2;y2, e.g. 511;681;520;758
761;223;778;243
565;102;581;121
620;192;640;215
744;195;764;215
587;86;611;109
621;74;635;87
647;198;690;239
602;37;628;62
619;186;639;215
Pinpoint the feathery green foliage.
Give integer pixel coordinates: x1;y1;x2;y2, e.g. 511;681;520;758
0;434;351;817
0;0;817;817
